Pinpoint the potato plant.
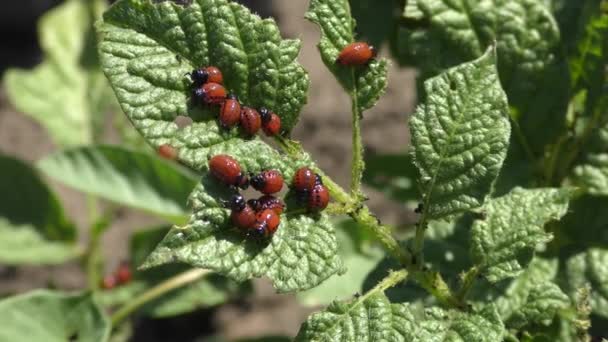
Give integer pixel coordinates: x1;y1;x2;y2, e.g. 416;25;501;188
0;0;607;341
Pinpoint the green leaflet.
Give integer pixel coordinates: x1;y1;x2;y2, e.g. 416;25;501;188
410;47;510;219
564;248;608;319
37;145;198;224
98;0;308;136
0;154;76;265
493;258;570;329
397;0;569;153
4;0;112;147
142;169;343;293
98;226;249;318
0;290;110;342
296;292;504;342
306;0;388;112
471;187;571;283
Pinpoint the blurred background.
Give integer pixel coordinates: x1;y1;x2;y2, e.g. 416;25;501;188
0;0;417;340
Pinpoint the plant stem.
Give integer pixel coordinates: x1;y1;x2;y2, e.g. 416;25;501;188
349;70;365;200
412;270;465;309
350;206;411;265
511;116;536;163
352;269;408;306
86;195;101;291
110;268;209;326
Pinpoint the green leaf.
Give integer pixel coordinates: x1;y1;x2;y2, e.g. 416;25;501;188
362;152;420;205
564;248;608;319
142;171;343;293
297;292;504;342
297;219;384;306
0;154;76;264
0;218;79;265
4;0;112;147
306;0;388;112
493;258;570;329
99;226;249;318
394;0;569;153
37;145;198;223
98;0;308;137
471;187;571;282
0;290;110;342
410;47;510;219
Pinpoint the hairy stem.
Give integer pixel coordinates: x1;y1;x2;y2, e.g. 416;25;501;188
353;269;408;306
349;70;365;200
412;270;465;309
111;268;209;326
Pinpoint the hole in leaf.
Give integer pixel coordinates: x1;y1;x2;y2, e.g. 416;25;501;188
449;80;457;91
174;115;193;129
68;332;79;341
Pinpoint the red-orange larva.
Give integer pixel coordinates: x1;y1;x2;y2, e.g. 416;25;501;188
336;42;376;66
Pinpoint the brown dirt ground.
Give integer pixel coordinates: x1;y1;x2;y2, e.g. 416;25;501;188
0;0;417;340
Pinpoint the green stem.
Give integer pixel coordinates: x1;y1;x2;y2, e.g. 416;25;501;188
511;116;536;163
349;69;365;200
111;268;209;326
353;269;408;306
412;270;465;309
350;206;411;265
86;196;101;291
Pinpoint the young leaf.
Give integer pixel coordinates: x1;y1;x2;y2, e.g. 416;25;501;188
471;187;571;283
0;290;110;342
493;258;570;329
410;47;510;219
297;292;505;341
99;226;249;318
142;172;343;293
37;145;198;223
564;248;608;319
0;154;77;265
306;0;388;112
395;0;569;153
98;0;308;137
4;0;112;147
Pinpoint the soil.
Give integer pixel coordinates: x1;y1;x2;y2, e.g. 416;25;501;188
0;0;416;340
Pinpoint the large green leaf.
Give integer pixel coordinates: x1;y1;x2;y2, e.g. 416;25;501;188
37;145;197;223
396;0;569;153
410;47;510;219
297;219;384;306
493;258;570;329
564;248;608;319
470;187;571;282
98;0;308;137
0;290;110;342
297;292;504;342
4;0;112;147
0;154;76;265
142;169;344;293
99;226;249;318
306;0;388;112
